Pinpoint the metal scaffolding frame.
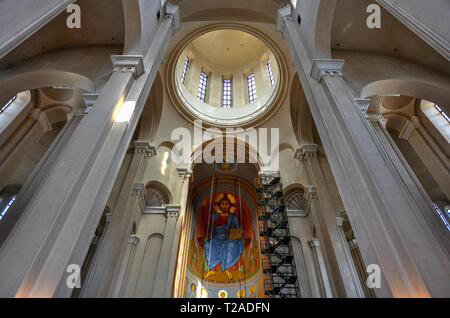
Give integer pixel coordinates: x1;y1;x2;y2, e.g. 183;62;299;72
256;171;300;298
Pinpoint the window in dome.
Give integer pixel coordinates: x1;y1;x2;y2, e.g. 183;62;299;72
267;59;275;87
1;96;17;113
435;104;450;123
197;72;208;102
0;195;16;222
181;57;189;84
247;74;257;103
434;204;450;232
421;101;450;142
222;78;232;108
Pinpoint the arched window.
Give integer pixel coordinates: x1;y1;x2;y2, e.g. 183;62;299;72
197;72;208;102
0;96;17;113
222;78;232;108
0;195;16;221
267;59;275;87
435;104;450;123
247;73;257;103
181;57;189;84
421;100;450;142
434;204;450;231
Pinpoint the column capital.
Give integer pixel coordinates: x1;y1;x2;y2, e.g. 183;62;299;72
354;98;371;118
105;211;113;223
310;238;320;247
304;185;318;201
134;140;157;157
366;113;388;128
132;183;146;209
82;93;100;112
302;186;318;215
132;183;146;198
310;59;345;82
348;239;358;251
164;2;180;30
336;216;345;227
276;5;292;32
294;144;319;160
91;235;101;246
69;94;100;118
111;55;145;78
37;111;53;133
128;234;140;245
176;167;192;180
399;118;419;141
166;205;181;218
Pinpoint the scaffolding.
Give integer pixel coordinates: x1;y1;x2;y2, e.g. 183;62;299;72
256;171;300;298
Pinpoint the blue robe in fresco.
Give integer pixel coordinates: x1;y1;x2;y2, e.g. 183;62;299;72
204;213;243;272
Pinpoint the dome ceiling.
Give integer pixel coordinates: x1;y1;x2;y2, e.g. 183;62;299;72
331;0;450;75
189;30;267;68
170;28;286;127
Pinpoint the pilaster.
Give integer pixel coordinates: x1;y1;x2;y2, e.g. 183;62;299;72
309;238;333;298
152;205;181;297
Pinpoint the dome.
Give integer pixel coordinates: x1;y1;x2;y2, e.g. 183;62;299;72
172;29;282;127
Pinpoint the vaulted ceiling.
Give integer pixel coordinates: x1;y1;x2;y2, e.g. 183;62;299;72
331;0;450;76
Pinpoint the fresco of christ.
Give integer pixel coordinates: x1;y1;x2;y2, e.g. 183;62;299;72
196;192;252;280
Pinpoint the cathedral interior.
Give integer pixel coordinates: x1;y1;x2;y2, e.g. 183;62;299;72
0;0;449;298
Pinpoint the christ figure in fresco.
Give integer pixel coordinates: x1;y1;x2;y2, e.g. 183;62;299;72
197;193;251;280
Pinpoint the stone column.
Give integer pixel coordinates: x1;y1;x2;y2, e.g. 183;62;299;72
110;234;140;298
171;169;191;297
296;145;365;298
78;208;112;297
0;99;96;248
309;238;333;298
0;5;180;298
286;207;315;298
348;239;376;298
82;142;155;297
0;108;52;191
278;6;450;297
152;205;181;297
398;116;450;199
336;216;366;296
366;112;449;249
